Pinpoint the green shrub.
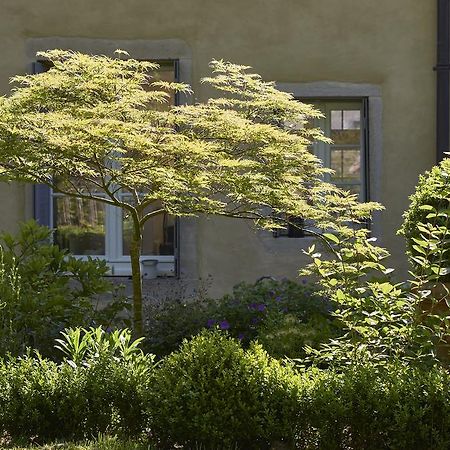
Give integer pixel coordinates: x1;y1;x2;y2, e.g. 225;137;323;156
257;313;339;360
400;158;450;280
147;330;302;448
0;328;154;441
145;278;338;358
298;363;450;450
1;329;450;449
0;221;129;357
144;295;212;357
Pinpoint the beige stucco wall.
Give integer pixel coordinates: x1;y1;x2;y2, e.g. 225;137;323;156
0;0;437;297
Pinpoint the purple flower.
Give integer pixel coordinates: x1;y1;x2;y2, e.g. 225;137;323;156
251;317;261;325
238;333;245;341
269;290;276;297
302;279;308;285
206;319;216;328
249;303;266;312
275;296;282;302
219;320;230;330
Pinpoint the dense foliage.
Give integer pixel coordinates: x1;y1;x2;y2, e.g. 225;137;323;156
2;330;449;449
144;278;340;358
303;228;444;367
0;221;128;358
0;328;153;442
299;362;450;450
0;50;379;334
400;157;450;280
148;331;301;449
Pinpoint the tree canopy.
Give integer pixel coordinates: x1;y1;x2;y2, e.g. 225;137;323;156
0;50;380;334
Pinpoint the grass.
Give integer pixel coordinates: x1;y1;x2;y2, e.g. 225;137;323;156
3;435;153;450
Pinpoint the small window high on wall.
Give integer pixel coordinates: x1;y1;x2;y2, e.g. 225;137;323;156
311;100;368;201
33;60;179;276
274;99;369;238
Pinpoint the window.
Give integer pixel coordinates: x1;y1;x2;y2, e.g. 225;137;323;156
310;100;368;201
274;99;368;238
34;60;179;276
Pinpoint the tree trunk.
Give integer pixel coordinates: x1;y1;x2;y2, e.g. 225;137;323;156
129;215;144;337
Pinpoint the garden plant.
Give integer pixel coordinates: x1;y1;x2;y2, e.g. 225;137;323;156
145;278;341;359
0;50;377;335
0;220;127;358
0;51;450;449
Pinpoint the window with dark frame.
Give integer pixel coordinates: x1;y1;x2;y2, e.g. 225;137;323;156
273;98;369;239
33;59;179;275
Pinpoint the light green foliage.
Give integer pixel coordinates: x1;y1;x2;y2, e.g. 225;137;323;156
55;327;152;375
400;157;450;280
302;158;450;368
303;229;439;367
0;221;128;357
397;160;450;362
0;50;379;334
147;330;302;449
0;327;154;441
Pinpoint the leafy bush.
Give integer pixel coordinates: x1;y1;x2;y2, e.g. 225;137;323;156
303;218;443;368
257;313;339;360
147;330;302;449
144;295;212;358
0;221;129;357
145;278;339;358
298;363;450;450
400;158;450;280
1;329;450;449
302;164;450;367
0;328;153;441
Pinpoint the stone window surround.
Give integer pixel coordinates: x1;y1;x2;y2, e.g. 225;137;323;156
276;81;383;239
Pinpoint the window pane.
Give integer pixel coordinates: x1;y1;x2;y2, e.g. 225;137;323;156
343;110;361;129
331;109;361;131
122;201;175;256
53;197;105;255
331;110;343;130
331;148;360;182
330;129;360;145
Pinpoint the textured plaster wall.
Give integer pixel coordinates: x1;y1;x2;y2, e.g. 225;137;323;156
0;0;437;297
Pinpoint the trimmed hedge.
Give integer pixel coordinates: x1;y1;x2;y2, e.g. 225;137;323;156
300;364;450;450
0;354;150;441
147;332;450;450
147;331;302;448
1;331;450;449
